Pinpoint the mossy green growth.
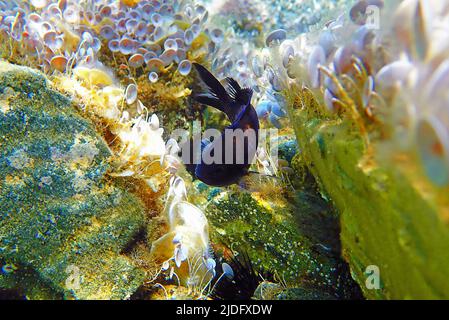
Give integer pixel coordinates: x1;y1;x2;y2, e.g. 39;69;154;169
0;259;62;300
286;87;449;299
253;281;337;300
0;61;146;299
278;139;299;164
205;191;361;299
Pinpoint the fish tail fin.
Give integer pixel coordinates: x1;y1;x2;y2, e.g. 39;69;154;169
194;93;222;109
193;63;230;103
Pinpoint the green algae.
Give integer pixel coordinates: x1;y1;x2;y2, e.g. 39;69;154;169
205;189;361;299
253;281;337;300
286;87;449;299
0;61;146;299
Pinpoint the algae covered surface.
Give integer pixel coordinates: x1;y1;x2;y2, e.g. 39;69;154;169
287;88;449;299
205;190;361;300
0;61;146;299
0;60;361;300
1;0;449;302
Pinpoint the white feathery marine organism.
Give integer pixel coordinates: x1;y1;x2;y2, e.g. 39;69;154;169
119;114;166;160
150;176;215;288
161;138;182;173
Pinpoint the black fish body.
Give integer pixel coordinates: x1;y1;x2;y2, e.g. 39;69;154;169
185;63;260;187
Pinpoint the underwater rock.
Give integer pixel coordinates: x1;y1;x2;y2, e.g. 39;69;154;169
278;139;299;164
205;191;362;300
287;88;449;299
274;287;337;300
0;61;146;299
253;281;336;300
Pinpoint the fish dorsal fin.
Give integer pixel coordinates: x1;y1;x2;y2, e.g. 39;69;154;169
225;77;253;106
224;77;241;100
193;63;230;103
193;63;254;123
238;88;254;106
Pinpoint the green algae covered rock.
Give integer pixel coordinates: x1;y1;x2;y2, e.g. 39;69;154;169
287;88;449;299
205;190;362;299
0;61;146;299
253;281;337;300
